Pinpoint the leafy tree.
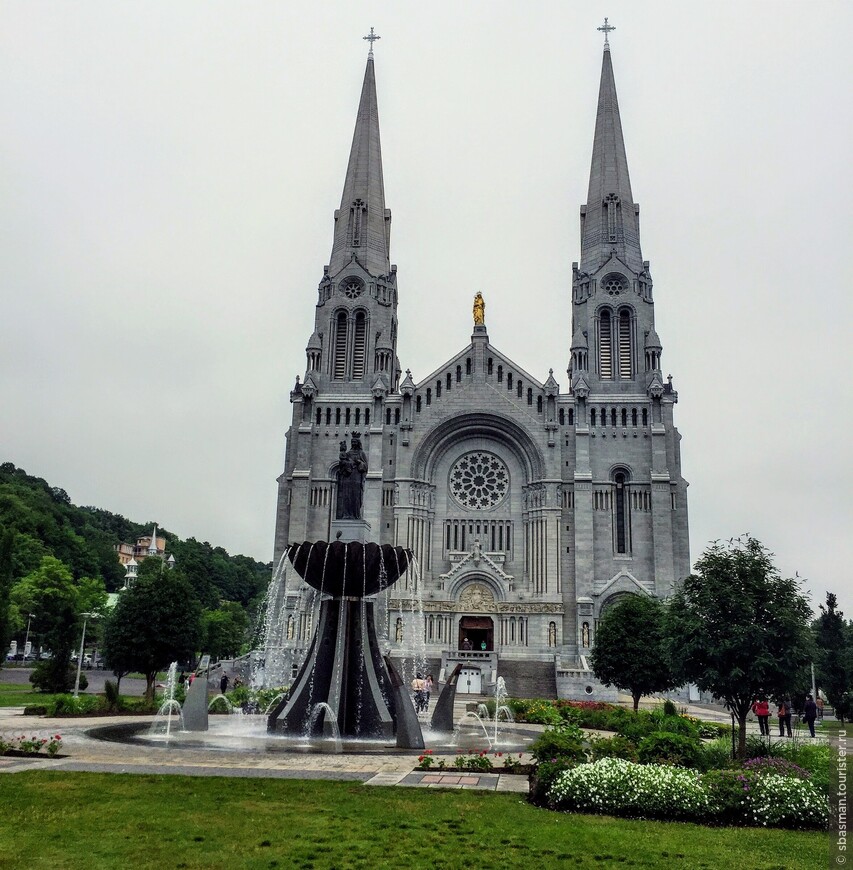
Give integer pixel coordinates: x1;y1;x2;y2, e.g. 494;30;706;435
813;592;851;723
201;602;249;660
667;536;813;757
101;559;202;702
0;529;13;667
590;593;674;712
11;556;80;692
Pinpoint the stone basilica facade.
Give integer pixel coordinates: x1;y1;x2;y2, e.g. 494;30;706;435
272;39;690;699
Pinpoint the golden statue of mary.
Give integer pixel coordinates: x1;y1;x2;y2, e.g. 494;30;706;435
472;292;485;325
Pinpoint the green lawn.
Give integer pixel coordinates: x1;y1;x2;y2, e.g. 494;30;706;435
0;772;824;869
0;681;68;707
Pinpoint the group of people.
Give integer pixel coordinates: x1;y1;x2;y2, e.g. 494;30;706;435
411;673;434;714
751;693;822;738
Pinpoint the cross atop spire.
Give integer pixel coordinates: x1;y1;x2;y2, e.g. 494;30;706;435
363;27;380;57
597;17;615;50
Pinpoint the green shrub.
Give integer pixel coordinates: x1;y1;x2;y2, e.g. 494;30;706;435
22;705;48;716
700;769;760;825
529;723;586;765
49;694;102;716
104;680;120;711
637;731;702;768
615;710;657;741
518;700;563;726
208;695;233;715
587;735;639;763
529;759;576;807
662;699;678;716
696;737;734;772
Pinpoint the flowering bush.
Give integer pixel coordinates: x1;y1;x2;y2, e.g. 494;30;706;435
0;734;63;756
742;756;811;780
548;759;829;829
550;758;710;822
416;750;435;770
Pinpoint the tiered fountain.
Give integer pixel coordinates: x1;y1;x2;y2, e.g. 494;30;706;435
266;540;422;746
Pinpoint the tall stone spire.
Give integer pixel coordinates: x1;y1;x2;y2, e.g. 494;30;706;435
580;43;643;274
328;53;391;278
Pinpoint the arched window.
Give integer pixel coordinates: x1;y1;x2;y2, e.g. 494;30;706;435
642;407;648;426
618;308;632;379
599;309;613;379
335;407;341;425
527;388;533;406
621;408;627;427
426;388;432;406
325;407;331;426
345;407;351;425
613;469;630;554
537;395;543;413
365;409;370;425
497;365;503;382
632;408;638;426
352;311;367;379
394;408;400;425
315;408;321;424
416;395;422;412
568;408;574;426
559;408;565;425
446;373;451;391
611;408;617;428
456;365;462;383
507;374;513;391
487;358;493;375
466;358;471;375
386;408;391;425
436;380;441;398
355;408;361;425
591;408;597;427
333;311;348;379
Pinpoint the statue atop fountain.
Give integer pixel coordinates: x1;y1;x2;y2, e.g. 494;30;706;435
335;433;368;520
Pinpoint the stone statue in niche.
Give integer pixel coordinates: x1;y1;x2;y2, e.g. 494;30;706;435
335;432;368;519
549;622;557;647
395;618;404;643
582;621;590;648
472;292;485;325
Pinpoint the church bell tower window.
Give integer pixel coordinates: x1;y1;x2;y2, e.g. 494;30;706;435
599;309;613;379
604;193;620;243
333;311;348;379
618;308;633;379
349;199;365;247
352;311;366;379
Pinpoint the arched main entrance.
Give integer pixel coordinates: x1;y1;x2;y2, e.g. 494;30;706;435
459;616;494;652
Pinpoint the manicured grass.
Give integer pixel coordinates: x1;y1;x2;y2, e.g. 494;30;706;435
0;682;70;707
0;772;824;869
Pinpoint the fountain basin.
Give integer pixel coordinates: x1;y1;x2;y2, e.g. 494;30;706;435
286;541;412;598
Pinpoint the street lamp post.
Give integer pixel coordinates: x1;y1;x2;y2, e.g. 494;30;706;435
22;614;35;665
73;612;96;698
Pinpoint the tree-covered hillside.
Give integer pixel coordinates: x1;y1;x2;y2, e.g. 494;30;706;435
0;462;272;609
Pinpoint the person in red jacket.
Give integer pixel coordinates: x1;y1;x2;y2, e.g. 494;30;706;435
751;698;770;736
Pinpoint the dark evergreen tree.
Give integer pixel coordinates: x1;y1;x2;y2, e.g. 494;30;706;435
814;592;851;723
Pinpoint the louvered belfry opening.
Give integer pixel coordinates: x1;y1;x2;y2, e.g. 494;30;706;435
333;311;348;379
599;309;613;378
618;309;632;379
352;311;366;379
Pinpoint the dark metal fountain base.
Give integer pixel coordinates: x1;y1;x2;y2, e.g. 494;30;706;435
267;540;423;749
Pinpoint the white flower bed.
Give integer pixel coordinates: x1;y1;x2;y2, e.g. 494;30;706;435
549;759;829;829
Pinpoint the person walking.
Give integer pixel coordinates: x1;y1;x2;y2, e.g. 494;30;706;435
777;699;793;737
752;698;770;736
220;672;229;695
803;694;818;738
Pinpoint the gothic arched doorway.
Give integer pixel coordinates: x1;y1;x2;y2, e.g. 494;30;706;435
459;616;493;652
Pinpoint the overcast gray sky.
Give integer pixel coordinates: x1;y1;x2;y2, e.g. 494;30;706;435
1;2;850;615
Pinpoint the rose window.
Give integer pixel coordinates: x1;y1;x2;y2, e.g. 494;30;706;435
602;275;626;297
449;452;509;510
342;279;364;299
